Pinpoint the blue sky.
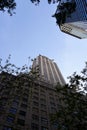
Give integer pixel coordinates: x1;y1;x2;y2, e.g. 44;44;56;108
0;0;87;82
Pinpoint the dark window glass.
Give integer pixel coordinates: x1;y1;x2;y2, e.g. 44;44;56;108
49;92;53;96
40;94;46;98
33;101;39;106
12;100;19;107
34;86;39;91
31;123;39;130
41;126;48;130
33;91;39;95
50;97;54;101
23;93;29;98
41;110;47;116
41;117;48;125
19;110;26;116
14;96;20;101
32;114;39;121
22;97;28;102
41;104;46;109
40;98;46;104
32;107;39;113
9;107;17;114
50;102;55;106
6;116;15;123
3;126;12;130
24;88;29;92
51;107;56;113
52;122;58;128
33;96;39;100
17;119;25;126
40;89;45;93
21;103;27;108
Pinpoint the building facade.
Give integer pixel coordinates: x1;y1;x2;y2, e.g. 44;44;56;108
0;55;65;130
32;55;65;86
54;0;87;39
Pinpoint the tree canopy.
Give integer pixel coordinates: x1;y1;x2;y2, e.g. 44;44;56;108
0;0;59;15
0;0;16;15
0;0;76;27
51;63;87;130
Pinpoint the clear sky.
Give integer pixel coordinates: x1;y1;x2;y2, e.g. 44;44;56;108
0;0;87;82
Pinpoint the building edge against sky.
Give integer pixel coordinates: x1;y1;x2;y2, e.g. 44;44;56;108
32;55;66;86
60;0;87;39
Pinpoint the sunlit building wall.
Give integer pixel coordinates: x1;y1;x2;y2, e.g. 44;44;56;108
33;55;65;86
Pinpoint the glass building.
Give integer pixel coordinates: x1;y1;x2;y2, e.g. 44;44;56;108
53;0;87;39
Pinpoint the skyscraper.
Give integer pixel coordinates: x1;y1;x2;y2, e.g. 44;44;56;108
0;55;65;130
53;0;87;39
32;55;65;86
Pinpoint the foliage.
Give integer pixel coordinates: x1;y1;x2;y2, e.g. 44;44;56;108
0;0;77;28
0;0;16;15
30;0;59;5
51;63;87;130
0;0;59;15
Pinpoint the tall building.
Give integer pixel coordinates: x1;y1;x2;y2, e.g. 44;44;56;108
53;0;87;39
32;55;65;86
0;55;65;130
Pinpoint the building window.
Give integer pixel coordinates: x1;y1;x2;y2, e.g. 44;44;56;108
32;114;39;121
24;88;29;93
12;100;19;107
33;96;39;100
21;103;27;109
41;117;48;125
41;110;47;116
40;98;46;104
49;92;53;96
3;126;12;130
41;104;46;109
50;97;54;101
19;110;26;116
52;122;58;129
50;102;55;106
32;107;39;113
22;97;28;102
51;107;56;113
9;107;17;114
41;126;48;130
40;89;45;93
33;91;39;96
14;96;20;101
17;118;25;126
6;116;15;123
23;93;29;98
31;123;39;130
40;94;46;98
33;101;39;106
34;86;39;90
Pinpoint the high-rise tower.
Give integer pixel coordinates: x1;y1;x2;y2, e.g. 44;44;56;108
0;55;65;130
53;0;87;39
32;55;65;86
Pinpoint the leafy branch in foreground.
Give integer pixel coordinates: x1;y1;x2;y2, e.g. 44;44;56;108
0;0;59;15
51;63;87;130
0;0;16;15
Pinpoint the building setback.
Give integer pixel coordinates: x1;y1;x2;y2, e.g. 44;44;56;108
0;55;65;130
